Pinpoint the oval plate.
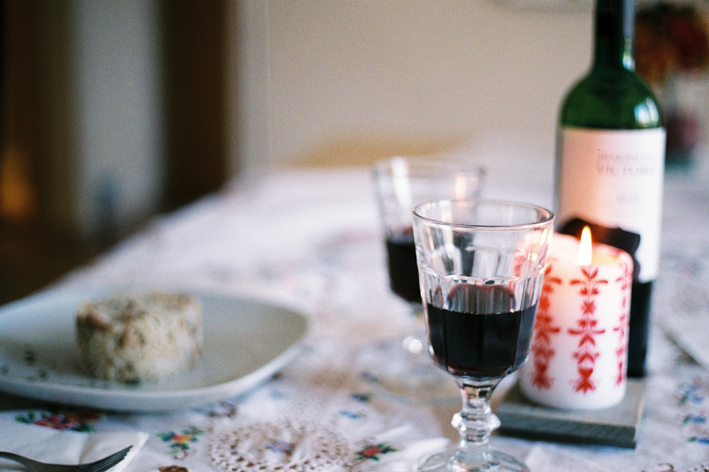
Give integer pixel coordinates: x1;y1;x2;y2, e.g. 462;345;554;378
0;289;309;412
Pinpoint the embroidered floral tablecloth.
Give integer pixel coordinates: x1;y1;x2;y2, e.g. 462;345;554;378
1;165;708;472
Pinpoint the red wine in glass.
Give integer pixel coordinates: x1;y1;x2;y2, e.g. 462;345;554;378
426;283;537;380
385;228;421;305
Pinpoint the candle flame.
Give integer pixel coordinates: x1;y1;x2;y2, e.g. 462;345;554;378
578;226;592;266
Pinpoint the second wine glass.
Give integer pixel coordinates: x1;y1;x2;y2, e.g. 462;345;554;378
371;155;485;403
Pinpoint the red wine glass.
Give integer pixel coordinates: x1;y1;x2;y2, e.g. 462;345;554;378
371;156;485;403
412;200;553;472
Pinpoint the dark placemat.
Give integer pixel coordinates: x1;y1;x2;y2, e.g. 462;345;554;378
495;378;646;449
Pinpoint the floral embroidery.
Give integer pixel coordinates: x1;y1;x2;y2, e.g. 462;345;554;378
641;463;709;472
350;393;371;402
686;465;709;472
339;409;366;420
643;464;677;472
684;412;708;425
678;379;709;445
354;442;398;462
158;426;205;459
206;400;238;418
15;410;103;432
360;371;379;383
159;466;189;472
686;410;709;445
679;381;705;405
264;439;293;456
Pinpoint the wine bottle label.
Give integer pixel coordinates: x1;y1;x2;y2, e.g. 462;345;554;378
557;127;666;283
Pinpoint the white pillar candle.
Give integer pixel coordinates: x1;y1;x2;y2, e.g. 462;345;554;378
519;231;633;410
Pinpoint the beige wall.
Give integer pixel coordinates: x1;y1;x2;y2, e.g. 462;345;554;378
231;0;594;174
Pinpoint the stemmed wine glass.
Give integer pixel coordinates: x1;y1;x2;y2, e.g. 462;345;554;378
412;200;553;472
371;156;486;403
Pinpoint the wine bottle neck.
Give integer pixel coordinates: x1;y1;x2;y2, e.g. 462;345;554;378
592;0;636;72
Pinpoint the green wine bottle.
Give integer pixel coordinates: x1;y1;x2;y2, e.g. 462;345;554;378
555;0;665;378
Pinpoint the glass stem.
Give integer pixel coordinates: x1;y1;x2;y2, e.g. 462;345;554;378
403;302;426;355
450;380;501;471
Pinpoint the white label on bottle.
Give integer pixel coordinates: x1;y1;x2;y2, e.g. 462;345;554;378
557;127;666;282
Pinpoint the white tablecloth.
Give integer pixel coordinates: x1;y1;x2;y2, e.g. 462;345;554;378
1;161;708;472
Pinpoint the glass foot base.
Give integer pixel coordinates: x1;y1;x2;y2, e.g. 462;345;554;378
368;339;458;405
374;365;458;406
416;447;530;472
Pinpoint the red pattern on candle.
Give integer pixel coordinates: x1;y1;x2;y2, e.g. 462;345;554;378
613;254;632;385
568;266;608;393
529;263;562;389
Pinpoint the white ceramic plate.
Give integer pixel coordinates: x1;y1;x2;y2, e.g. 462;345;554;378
0;289;309;412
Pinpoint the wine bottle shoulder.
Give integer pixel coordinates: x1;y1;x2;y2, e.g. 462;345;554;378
559;68;662;130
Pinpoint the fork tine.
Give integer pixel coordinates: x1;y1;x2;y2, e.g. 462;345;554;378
79;446;132;472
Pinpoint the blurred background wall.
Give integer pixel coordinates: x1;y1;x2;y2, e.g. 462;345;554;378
1;0;706;303
236;0;593;170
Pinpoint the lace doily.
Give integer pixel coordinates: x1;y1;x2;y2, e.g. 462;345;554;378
208;418;352;472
